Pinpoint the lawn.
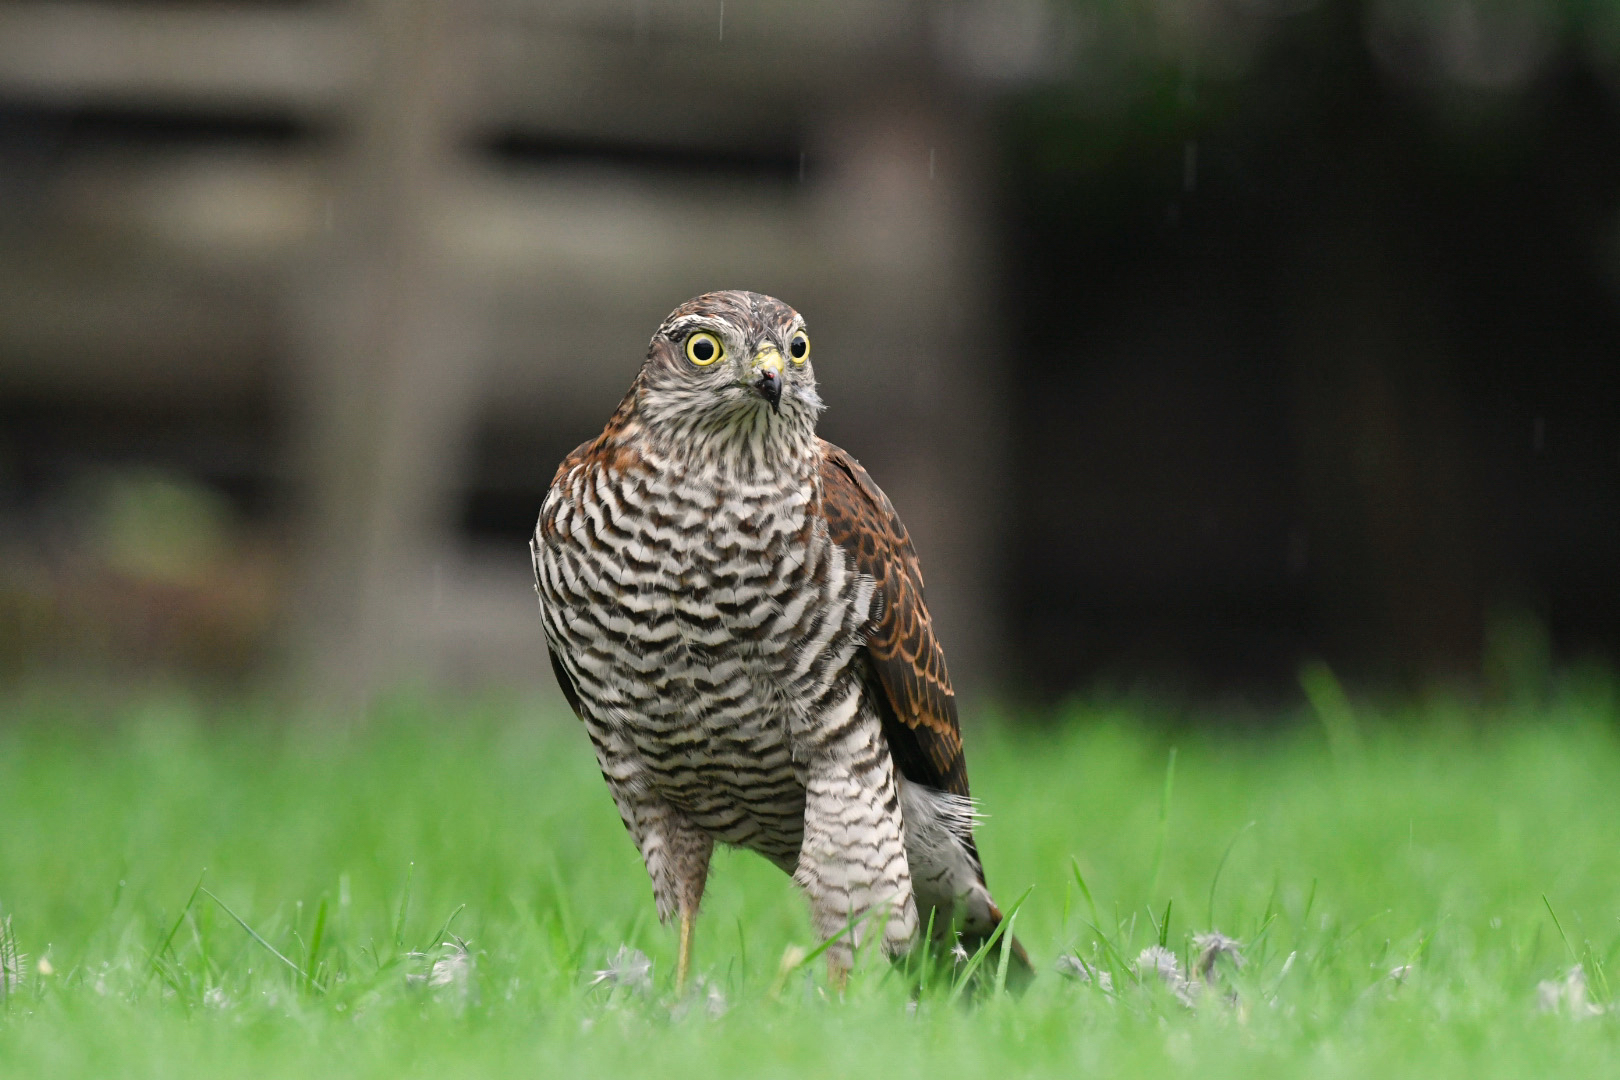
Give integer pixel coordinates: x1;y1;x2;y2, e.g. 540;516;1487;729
1;679;1618;1078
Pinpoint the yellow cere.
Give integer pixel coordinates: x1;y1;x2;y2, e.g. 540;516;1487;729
753;345;784;376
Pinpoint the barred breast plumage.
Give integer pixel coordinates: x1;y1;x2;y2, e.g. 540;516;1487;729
534;436;875;869
531;290;1029;988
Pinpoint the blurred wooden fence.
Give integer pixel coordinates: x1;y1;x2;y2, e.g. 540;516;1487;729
0;0;1060;696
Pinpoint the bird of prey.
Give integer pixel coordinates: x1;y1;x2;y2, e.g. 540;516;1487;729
531;290;1028;989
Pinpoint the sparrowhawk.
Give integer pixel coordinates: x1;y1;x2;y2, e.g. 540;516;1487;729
532;290;1029;988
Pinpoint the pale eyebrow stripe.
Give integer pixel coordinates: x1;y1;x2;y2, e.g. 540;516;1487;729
665;314;734;335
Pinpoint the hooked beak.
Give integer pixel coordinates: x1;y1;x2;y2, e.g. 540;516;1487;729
750;345;784;413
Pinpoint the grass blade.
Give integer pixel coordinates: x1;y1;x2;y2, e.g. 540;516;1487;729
948;885;1033;1005
1070;857;1104;932
1146;747;1177;899
1078;919;1135;983
1300;877;1318;932
993;907;1020;996
1543;894;1578;965
0;916;16;1009
201;888;322;992
305;897;328;994
1301;661;1363;765
780;908;867;984
1206;821;1256;928
145;870;207;978
906;905;940;990
1585;950;1612;1006
394;863;414;950
422;903;466;953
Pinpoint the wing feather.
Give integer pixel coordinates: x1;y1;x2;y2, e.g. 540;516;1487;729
817;441;971;798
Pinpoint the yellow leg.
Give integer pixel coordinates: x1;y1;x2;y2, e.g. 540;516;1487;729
676;907;694;994
826;956;849;994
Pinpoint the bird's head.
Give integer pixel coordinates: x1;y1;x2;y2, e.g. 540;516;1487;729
633;291;823;455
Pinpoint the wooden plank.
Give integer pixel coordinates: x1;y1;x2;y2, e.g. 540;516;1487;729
0;2;939;145
0;3;356;114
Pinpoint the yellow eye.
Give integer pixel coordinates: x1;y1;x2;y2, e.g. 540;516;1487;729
685;331;724;366
788;331;810;364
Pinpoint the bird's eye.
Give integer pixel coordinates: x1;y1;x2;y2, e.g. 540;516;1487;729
685;331;724;366
789;331;810;363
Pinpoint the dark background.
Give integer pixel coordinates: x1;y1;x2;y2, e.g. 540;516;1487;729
1002;1;1620;697
1;0;1616;706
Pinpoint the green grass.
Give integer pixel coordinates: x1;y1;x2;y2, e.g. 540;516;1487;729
2;683;1619;1077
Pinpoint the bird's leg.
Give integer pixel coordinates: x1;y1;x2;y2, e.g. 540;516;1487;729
794;748;919;980
826;952;850;993
667;832;711;995
592;742;713;995
676;904;697;994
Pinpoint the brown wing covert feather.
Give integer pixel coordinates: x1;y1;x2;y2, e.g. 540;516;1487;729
817;440;970;798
